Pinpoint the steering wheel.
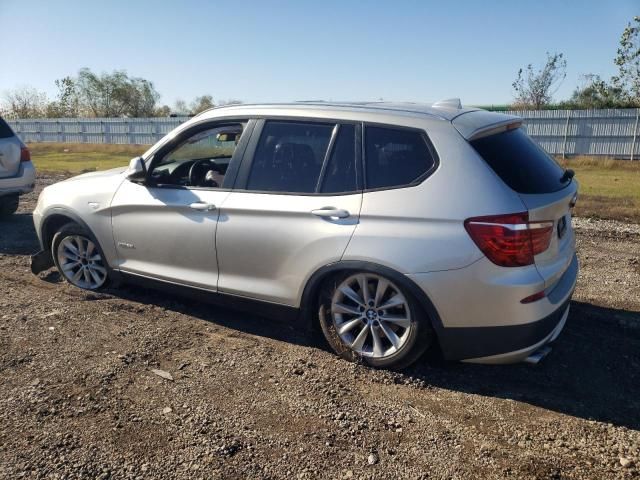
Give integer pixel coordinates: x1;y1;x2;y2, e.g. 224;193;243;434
188;159;211;187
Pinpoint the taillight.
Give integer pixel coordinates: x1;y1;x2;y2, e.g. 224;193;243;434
20;146;31;162
464;212;554;267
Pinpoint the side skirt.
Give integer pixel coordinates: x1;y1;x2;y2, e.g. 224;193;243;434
116;271;302;325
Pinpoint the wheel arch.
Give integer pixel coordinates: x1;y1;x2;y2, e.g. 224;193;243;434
41;208;94;252
299;260;445;336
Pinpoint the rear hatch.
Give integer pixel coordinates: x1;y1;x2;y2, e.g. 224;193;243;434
468;125;577;289
0;118;21;178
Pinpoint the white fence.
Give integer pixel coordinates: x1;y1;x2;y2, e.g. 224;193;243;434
8;117;190;145
8;109;640;159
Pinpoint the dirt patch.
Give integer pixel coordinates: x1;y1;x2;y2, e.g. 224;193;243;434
0;176;639;479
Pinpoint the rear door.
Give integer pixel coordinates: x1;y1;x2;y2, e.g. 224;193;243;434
0;118;21;178
215;119;362;305
470;128;577;288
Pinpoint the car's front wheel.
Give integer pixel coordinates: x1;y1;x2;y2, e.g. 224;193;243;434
318;272;433;369
51;223;109;290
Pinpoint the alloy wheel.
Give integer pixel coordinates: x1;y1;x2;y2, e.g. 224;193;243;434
57;235;107;289
330;274;412;358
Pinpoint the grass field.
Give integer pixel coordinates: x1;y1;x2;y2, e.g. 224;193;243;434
28;143;147;173
559;156;640;222
26;143;640;222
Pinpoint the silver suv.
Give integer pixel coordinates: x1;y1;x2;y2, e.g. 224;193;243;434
0;117;35;216
31;101;578;368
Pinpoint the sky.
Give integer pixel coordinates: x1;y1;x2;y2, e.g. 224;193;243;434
1;0;637;107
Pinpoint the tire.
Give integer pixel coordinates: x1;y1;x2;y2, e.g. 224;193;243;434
0;195;19;217
318;271;433;370
51;223;110;290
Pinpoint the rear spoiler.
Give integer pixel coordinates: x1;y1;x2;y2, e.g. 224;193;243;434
451;110;523;141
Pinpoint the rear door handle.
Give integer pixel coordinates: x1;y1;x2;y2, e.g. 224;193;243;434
311;207;350;219
189;202;216;211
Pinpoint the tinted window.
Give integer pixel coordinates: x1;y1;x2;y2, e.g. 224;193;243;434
0;117;15;139
365;126;436;189
247;121;333;193
320;124;357;193
471;128;568;194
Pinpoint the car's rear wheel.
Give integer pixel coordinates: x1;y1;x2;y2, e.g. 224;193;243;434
318;272;433;369
51;223;109;290
0;195;19;217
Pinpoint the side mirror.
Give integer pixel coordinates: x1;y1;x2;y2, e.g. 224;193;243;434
126;156;147;182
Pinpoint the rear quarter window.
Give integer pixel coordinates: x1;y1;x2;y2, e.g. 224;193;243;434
471;128;568;194
0;117;15;139
364;126;437;190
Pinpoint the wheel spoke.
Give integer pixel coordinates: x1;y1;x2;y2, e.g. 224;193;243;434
339;285;364;306
62;240;79;256
381;315;411;328
72;268;84;283
357;275;371;304
333;302;361;316
371;327;384;357
91;264;107;275
86;242;95;258
337;317;363;335
373;278;389;307
62;262;80;274
379;294;405;310
351;324;370;351
379;321;401;349
88;267;102;285
82;268;91;285
76;238;86;257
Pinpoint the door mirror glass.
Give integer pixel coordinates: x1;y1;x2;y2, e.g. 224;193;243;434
126;156;146;181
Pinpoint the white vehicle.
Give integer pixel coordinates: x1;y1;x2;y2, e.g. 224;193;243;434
31;101;578;369
0;117;35;216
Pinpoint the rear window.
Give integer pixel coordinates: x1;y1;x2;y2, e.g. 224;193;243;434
0;117;15;139
471;128;569;194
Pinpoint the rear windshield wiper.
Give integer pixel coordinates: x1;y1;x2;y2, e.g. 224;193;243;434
560;168;575;183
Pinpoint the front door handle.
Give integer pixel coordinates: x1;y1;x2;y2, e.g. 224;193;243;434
311;207;350;219
189;202;216;211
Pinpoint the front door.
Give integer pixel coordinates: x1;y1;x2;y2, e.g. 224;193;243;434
216;119;363;305
110;121;250;290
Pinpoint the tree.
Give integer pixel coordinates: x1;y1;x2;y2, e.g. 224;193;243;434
154;104;171;117
72;68;161;117
45;76;81;117
612;16;640;105
564;74;630;109
173;99;189;115
190;95;214;114
512;52;567;109
1;86;49;118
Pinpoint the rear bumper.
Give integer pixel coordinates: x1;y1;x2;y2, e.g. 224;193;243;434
408;253;578;362
457;300;571;364
0;162;36;196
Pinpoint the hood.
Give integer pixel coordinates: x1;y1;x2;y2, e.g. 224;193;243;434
65;166;128;182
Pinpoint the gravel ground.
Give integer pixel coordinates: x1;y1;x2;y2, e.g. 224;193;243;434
0;174;639;479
